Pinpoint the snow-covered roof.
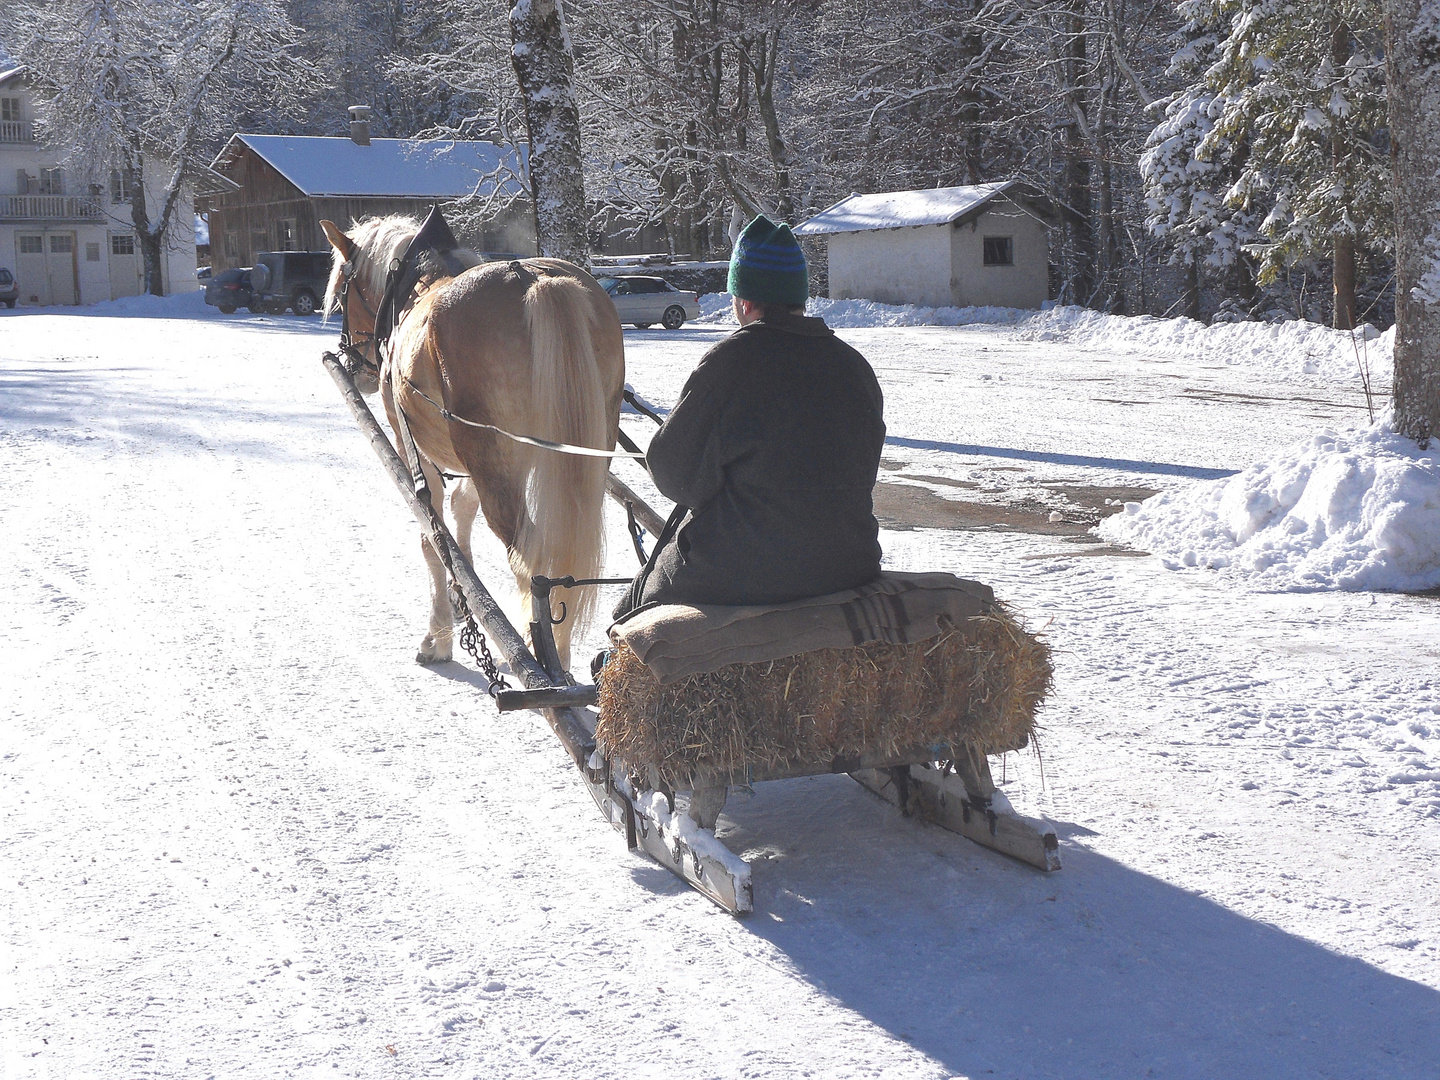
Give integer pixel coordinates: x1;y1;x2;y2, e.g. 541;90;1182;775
795;181;1028;236
0;65;24;88
211;134;524;199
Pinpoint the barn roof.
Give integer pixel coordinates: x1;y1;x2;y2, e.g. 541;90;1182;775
794;181;1049;236
208;134;525;199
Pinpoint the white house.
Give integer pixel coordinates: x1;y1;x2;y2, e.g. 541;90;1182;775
1;65;198;307
795;181;1056;310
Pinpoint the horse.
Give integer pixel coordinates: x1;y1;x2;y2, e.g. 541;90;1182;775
321;214;625;670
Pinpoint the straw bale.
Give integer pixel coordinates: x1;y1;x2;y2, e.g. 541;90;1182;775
595;604;1051;788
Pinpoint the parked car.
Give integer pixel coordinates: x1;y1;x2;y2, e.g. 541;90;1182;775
249;251;333;315
0;267;17;308
196;266;212;281
597;275;701;329
204;268;256;314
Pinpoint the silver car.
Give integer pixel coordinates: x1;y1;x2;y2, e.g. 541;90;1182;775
598;275;701;329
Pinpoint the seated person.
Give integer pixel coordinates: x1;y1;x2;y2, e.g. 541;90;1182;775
615;215;886;618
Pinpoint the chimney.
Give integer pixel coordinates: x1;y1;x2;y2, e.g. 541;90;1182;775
348;105;372;146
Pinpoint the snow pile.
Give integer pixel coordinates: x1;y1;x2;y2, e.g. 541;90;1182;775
697;294;1392;386
698;291;1033;328
1099;422;1440;591
1019;305;1392;384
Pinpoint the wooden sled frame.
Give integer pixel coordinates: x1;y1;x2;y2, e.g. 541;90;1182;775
324;353;1059;915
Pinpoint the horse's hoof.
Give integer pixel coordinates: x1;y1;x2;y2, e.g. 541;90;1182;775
415;651;448;666
416;638;452;665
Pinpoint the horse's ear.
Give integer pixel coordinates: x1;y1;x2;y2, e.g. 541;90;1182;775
320;220;353;259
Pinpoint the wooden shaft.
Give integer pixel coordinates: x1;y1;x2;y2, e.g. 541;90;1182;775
322;352;598;767
496;684;599;712
605;472;667;537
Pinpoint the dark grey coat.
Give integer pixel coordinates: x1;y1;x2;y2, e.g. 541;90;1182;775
617;310;885;615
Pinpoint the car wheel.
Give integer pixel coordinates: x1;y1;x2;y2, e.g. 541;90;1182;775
662;305;686;330
247;304;263;314
217;304;237;314
4;299;15;309
292;290;318;316
632;322;653;329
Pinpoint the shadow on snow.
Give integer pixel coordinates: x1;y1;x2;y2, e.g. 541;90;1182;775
709;772;1437;1080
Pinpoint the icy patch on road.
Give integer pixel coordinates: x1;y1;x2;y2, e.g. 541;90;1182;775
1099;422;1440;592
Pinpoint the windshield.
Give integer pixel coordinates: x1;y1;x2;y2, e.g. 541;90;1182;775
596;277;619;294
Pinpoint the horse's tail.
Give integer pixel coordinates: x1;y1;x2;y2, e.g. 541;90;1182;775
514;274;610;661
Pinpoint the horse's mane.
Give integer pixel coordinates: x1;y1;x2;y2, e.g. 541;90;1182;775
324;214;480;316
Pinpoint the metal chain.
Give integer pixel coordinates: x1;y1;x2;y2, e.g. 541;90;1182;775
429;522;510;696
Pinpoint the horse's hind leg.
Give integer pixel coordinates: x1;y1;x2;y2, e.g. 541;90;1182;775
416;456;455;665
450;477;480;566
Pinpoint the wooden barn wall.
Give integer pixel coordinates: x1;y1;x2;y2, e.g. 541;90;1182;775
202;146;538;270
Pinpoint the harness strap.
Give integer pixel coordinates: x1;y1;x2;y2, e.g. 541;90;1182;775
400;378;648;461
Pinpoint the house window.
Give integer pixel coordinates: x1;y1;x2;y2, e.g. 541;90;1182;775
19;235;43;254
1;97;20;123
111;234;136;256
110;169;132;205
223;231;238;259
982;236;1014;266
86;242;101;262
50;234;73;254
39;167;65;195
16;169;34;194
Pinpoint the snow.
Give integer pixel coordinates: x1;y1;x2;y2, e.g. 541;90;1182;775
701;293;1393;385
794;181;1018;235
3;296;1439;1078
211;135;525;199
1100;422;1440;591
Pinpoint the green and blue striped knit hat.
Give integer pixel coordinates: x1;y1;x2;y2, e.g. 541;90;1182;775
728;214;808;307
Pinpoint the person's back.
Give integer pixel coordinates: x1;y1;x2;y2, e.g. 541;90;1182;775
616;215;885;615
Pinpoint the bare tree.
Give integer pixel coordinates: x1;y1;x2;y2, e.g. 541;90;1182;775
9;0;308;295
1385;0;1440;443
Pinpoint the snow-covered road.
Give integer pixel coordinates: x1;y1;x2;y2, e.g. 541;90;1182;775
3;295;1437;1079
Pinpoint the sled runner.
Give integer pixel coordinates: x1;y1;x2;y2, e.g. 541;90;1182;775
324;351;1059;914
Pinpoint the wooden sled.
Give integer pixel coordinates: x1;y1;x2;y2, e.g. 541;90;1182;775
324;352;1058;916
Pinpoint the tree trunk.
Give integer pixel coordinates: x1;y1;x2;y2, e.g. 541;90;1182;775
1184;259;1202;322
1385;0;1440;444
750;30;794;222
1060;0;1096;305
1331;20;1357;331
508;0;588;263
126;159;165;296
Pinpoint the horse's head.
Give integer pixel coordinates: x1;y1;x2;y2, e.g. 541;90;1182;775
321;216;424;395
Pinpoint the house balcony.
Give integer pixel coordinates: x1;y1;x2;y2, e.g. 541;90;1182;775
0;120;37;143
0;194;104;222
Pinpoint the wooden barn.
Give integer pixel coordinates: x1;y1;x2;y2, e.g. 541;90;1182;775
795;181;1057;310
199;123;531;272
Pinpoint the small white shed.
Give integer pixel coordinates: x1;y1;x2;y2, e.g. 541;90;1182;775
795;181;1055;310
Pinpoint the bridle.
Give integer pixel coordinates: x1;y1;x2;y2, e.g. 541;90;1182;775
335;259;383;383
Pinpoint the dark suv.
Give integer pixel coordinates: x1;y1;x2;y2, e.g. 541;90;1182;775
204;268;256;314
0;267;18;308
249;251;332;315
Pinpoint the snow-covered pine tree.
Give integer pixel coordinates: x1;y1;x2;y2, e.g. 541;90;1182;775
508;0;588;262
1140;0;1264;320
1385;0;1440;442
1201;0;1389;328
9;0;306;295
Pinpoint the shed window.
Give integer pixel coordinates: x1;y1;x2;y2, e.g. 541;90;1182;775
86;242;101;262
223;231;238;258
983;236;1013;266
277;218;297;251
19;235;43;254
50;234;73;254
111;234;136;256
